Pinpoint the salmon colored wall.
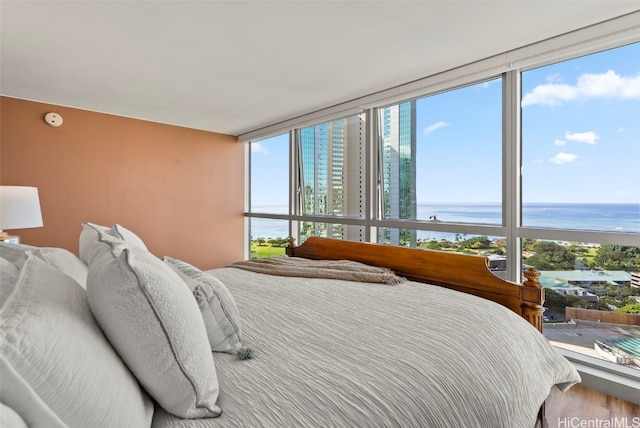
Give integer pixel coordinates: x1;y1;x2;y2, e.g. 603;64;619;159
0;96;244;269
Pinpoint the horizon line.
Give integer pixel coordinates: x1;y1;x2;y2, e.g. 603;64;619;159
251;201;640;206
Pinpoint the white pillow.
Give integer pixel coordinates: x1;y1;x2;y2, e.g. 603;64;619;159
0;243;34;270
111;223;148;250
0;244;87;288
30;247;88;288
0;257;19;309
87;232;221;419
0;402;28;428
79;222;147;265
0;254;154;428
78;222;111;264
163;256;250;358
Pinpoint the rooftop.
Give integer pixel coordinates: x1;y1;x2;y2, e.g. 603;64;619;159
541;270;631;285
598;338;640;357
544;320;640;369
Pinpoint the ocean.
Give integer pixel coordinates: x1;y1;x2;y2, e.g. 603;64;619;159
249;203;640;240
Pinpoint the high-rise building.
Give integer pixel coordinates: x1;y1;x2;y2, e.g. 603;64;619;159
379;101;417;246
300;115;365;241
300;102;416;245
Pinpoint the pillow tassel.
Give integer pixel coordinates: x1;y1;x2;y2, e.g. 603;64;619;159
233;346;254;360
193;283;213;309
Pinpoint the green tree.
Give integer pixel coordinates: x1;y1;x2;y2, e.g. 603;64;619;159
564;294;588;308
594;299;612;311
523;239;538;252
423;240;443;250
525;241;575;270
544;289;567;311
594;245;640;271
616;303;640;314
460;235;491;250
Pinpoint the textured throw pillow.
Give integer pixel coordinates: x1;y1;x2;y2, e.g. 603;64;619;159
79;222;147;265
79;222;111;264
111;223;148;250
87;233;221;418
163;256;251;359
0;254;154;428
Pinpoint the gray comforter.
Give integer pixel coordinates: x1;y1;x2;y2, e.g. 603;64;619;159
152;267;580;428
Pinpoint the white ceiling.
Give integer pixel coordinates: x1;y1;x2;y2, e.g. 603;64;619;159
2;1;639;136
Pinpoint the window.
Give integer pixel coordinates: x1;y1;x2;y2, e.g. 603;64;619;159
249;134;290;258
249;218;288;258
521;42;640;369
299;114;366;218
377;79;503;247
250;134;289;215
522;43;640;232
380;79;503;223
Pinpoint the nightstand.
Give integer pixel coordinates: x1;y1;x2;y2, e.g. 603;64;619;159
0;235;20;244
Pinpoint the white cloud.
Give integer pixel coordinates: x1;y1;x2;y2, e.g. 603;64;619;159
478;79;500;89
554;139;566;146
532;158;545;164
522;70;640;107
565;131;598;144
423;121;449;135
251;142;270;155
522;83;577;107
549;152;578;164
545;73;563;84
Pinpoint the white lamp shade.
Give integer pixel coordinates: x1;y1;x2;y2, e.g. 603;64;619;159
0;186;44;230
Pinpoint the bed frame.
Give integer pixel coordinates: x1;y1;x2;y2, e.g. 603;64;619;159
286;236;545;333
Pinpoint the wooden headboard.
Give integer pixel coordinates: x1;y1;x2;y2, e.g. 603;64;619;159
286;236;545;332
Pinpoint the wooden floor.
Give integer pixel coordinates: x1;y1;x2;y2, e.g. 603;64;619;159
545;384;639;428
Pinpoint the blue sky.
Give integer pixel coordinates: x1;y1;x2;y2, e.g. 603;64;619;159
521;42;639;204
251;42;639;207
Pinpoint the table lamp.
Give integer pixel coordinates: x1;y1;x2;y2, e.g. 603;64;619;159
0;186;44;242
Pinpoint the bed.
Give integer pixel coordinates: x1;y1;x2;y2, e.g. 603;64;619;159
152;237;580;428
0;229;580;428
